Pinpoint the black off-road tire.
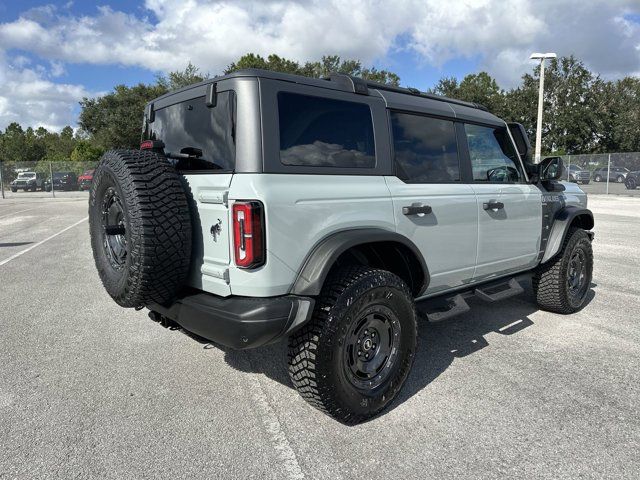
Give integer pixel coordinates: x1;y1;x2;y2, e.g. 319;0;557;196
89;149;192;308
288;266;417;424
533;228;593;314
625;177;637;190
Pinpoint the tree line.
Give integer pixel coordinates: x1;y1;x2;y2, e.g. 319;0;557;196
0;53;638;175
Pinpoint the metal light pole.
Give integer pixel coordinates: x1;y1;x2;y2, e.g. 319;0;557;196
530;52;557;163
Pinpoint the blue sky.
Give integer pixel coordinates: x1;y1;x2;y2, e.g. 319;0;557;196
0;0;638;131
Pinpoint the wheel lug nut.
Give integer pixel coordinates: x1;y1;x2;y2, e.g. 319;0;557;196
372;344;376;349
365;353;369;359
364;329;368;334
358;351;362;356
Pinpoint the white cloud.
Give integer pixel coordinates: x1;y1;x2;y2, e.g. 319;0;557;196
0;0;638;129
0;53;90;131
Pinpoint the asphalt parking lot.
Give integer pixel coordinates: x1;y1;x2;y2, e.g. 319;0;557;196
0;193;638;479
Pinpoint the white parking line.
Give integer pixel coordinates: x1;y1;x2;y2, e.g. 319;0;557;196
0;216;88;267
0;207;40;220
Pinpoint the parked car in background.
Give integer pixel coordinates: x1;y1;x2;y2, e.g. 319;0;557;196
78;169;95;190
592;166;629;183
625;171;640;190
565;164;591;184
45;172;78;191
10;172;46;192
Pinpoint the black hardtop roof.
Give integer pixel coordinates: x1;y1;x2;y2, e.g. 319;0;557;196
149;68;505;124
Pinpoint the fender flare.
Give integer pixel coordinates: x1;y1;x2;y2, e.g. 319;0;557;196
541;206;594;263
289;228;430;296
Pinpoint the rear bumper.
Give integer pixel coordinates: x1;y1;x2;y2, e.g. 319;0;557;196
149;292;315;349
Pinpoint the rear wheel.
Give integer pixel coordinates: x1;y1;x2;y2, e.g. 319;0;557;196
288;266;417;424
594;174;602;182
533;228;593;314
616;175;625;183
89;149;192;308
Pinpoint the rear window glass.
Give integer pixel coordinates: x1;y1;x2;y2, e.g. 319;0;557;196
277;92;375;168
391;112;460;183
144;91;235;172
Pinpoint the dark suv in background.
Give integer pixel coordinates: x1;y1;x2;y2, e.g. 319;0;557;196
592;166;629;183
566;164;590;184
45;172;78;191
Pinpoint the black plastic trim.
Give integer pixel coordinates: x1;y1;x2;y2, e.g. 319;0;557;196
290;228;430;296
149;293;315;350
541;206;594;263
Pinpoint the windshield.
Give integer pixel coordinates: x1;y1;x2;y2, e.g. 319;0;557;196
17;172;35;179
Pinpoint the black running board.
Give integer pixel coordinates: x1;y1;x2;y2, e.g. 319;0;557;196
417;294;470;323
416;277;527;323
474;278;524;302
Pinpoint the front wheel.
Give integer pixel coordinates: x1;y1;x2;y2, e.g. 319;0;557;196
533;228;593;314
594;175;602;182
288;266;417;424
626;177;637;190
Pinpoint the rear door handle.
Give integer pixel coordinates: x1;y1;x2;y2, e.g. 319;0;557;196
483;201;504;211
403;203;432;215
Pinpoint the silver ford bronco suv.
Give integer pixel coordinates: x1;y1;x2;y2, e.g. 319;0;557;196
89;69;594;424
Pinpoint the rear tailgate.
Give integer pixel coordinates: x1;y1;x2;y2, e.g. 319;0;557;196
183;173;233;297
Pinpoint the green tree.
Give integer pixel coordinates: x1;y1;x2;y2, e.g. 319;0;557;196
432;72;504;115
599;76;640;153
156;61;209;91
70;139;105;163
226;53;401;86
79;83;166;149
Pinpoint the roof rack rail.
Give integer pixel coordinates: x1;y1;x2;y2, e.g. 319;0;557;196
325;72;488;112
326;73;369;95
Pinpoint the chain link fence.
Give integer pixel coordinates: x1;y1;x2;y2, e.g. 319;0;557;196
0;160;98;199
1;154;639;200
561;152;640;195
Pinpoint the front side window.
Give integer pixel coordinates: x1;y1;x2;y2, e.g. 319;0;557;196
391;112;460;183
277;92;375;168
144;91;236;172
465;124;523;182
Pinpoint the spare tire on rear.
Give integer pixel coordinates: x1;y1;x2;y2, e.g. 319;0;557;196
89;149;192;308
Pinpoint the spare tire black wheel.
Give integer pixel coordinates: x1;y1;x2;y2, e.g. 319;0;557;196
89;149;192;308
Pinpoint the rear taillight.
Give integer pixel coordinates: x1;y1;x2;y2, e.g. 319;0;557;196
232;201;265;268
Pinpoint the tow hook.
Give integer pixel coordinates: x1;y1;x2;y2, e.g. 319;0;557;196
148;310;179;329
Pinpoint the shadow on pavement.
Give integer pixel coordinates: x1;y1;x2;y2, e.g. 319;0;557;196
0;242;33;248
178;281;595;420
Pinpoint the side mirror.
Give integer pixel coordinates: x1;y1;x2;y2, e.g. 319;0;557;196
507;122;532;162
539;156;564;181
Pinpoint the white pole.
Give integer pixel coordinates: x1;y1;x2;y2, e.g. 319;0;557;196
567;156;571;181
606;154;611;195
0;160;4;199
534;58;546;164
49;161;55;198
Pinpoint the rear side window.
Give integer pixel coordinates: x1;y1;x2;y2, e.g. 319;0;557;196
277;92;375;168
390;112;460;183
465;124;522;182
144;91;235;172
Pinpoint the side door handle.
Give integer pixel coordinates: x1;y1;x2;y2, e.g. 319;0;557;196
483;201;504;211
403;203;432;215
